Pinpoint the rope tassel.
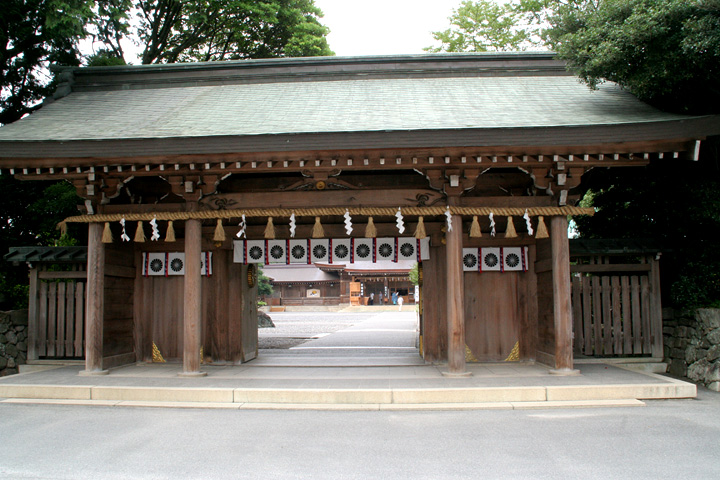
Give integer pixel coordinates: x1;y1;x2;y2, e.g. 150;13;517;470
134;221;146;242
535;216;549;239
504;216;517;238
264;217;276;239
312;217;325;238
413;216;426;239
101;222;113;243
365;217;377;238
165;221;176;242
214;219;226;244
469;216;482;238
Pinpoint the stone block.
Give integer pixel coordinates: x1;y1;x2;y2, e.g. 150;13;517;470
675;338;688;349
17;341;27;352
7;357;15;368
671;348;686;359
0;356;7;369
5;344;18;357
0;322;8;334
669;358;687;377
707;345;720;362
707;328;720;345
675;326;688;338
2;368;18;376
0;334;6;344
707;382;720;392
687;359;708;382
696;308;720;330
706;362;720;383
5;331;17;345
685;346;698;364
663;327;676;335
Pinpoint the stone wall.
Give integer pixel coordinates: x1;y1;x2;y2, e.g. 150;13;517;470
664;308;720;391
0;310;28;376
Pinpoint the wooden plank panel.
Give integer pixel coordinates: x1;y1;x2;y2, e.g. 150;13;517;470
601;276;612;356
582;276;592;356
571;264;651;273
649;259;664;357
421;246;447;363
630;276;642;354
464;272;520;361
75;282;85;357
621;276;632;354
591;276;602;356
47;282;57;357
38;281;48;357
641;275;652;354
520;245;537;361
611;276;622;355
571;275;583;355
56;282;66;358
27;268;39;361
65;281;75;356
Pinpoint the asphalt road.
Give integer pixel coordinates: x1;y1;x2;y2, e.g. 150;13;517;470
1;389;719;479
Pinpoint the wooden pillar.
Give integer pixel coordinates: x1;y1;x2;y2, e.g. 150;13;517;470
180;218;206;377
550;216;578;375
444;213;471;376
80;222;108;375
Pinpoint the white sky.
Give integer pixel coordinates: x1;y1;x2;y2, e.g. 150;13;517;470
313;0;461;56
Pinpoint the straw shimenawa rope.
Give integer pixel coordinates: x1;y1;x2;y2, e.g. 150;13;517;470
58;206;594;228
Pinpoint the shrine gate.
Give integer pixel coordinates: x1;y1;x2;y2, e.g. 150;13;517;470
1;53;716;377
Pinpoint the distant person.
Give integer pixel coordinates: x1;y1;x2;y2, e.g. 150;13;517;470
369;292;374;305
378;292;383;305
398;295;404;311
392;291;398;304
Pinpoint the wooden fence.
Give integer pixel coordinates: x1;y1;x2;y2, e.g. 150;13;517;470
28;266;86;360
570;254;663;358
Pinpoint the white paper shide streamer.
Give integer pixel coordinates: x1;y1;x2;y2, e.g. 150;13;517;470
236;214;247;239
445;206;453;232
489;212;496;237
395;207;405;234
120;218;130;242
289;213;297;238
344;210;353;235
523;209;534;236
150;217;160;241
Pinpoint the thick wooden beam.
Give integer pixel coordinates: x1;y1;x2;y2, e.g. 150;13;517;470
444;212;471;376
549;216;578;375
180;218;206;376
80;222;108;375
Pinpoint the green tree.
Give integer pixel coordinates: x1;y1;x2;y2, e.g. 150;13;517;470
129;0;333;64
426;0;533;52
0;0;93;125
549;0;720;307
547;0;720;114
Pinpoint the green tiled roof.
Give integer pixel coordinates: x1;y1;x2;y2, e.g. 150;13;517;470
0;53;716;158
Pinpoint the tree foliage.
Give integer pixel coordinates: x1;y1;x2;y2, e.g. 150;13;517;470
0;0;92;125
125;0;333;64
547;0;720;114
426;0;534;52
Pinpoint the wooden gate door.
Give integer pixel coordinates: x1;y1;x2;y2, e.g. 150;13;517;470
28;268;86;360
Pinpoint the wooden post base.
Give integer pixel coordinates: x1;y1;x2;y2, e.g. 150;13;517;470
178;371;208;378
79;369;109;376
549;368;581;376
442;370;473;378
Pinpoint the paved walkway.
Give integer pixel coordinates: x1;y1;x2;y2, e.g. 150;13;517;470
0;311;697;410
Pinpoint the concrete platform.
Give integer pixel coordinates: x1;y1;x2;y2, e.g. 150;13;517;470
0;360;696;410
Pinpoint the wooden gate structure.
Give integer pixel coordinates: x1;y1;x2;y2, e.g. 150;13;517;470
1;53;717;377
569;239;664;359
